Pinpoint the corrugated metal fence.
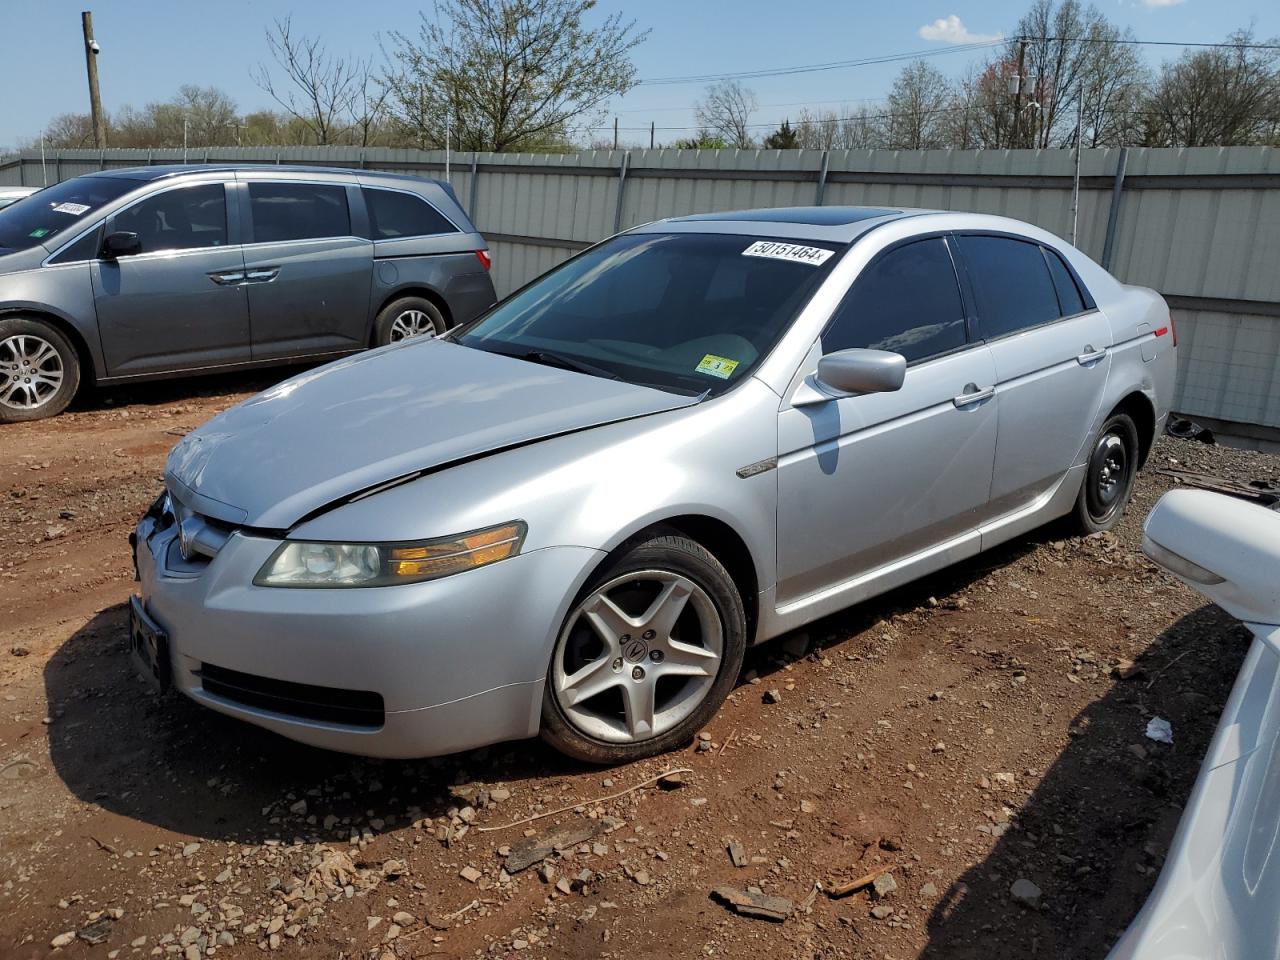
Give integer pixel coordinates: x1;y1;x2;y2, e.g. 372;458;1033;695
3;144;1279;435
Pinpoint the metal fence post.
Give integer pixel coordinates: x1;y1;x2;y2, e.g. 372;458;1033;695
55;154;63;183
1101;147;1128;271
18;159;26;186
99;149;106;171
815;150;830;206
468;152;480;218
612;151;630;235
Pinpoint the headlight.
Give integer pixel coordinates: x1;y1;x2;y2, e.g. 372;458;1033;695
254;521;526;588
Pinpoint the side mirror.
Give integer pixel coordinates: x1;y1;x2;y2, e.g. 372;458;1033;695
815;348;906;396
101;231;141;259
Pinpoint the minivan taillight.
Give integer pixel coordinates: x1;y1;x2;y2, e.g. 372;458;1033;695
475;250;491;271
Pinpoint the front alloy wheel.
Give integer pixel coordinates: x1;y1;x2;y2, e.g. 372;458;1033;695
0;318;80;423
541;533;746;764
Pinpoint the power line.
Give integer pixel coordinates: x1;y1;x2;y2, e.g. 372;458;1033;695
1035;35;1280;51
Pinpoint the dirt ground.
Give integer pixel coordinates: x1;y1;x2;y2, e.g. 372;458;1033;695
1;370;1277;960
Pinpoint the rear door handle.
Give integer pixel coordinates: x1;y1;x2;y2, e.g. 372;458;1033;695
1077;346;1108;365
244;267;280;283
953;384;995;408
208;270;246;285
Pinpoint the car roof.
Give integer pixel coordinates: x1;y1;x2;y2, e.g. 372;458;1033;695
88;164;443;186
636;206;934;244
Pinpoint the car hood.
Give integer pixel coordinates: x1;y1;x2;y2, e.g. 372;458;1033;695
165;338;696;529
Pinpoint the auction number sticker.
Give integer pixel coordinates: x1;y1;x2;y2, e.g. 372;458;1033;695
742;240;833;267
695;354;740;379
50;202;91;216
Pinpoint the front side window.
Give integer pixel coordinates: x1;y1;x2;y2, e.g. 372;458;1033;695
823;237;967;363
248;182;350;243
958;235;1061;339
112;183;228;253
363;188;457;239
457;232;843;396
0;176;138;254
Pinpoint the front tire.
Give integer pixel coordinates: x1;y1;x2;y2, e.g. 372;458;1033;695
540;532;747;765
373;296;447;346
0;318;80;423
1070;412;1139;534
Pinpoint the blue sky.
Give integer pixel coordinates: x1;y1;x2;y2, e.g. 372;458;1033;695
4;0;1276;149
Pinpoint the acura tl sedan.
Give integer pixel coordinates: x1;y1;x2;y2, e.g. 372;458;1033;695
131;206;1176;764
0;165;495;422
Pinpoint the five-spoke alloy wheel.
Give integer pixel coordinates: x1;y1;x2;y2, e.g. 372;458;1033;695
0;318;80;423
541;532;746;764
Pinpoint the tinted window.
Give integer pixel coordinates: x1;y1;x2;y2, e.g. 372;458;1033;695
0;176;137;254
112;183;228;253
823;238;966;363
363;188;456;239
1044;247;1087;316
48;226;103;264
248;182;350;243
458;233;841;396
958;235;1060;339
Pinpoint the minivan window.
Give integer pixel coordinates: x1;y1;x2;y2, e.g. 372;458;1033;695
958;235;1061;339
1043;246;1087;316
824;237;967;363
248;182;350;243
363;188;457;239
0;175;137;254
458;232;842;396
112;183;228;253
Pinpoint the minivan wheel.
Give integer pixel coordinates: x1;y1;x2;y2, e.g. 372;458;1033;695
0;318;80;423
1070;412;1139;534
541;532;747;765
373;296;447;346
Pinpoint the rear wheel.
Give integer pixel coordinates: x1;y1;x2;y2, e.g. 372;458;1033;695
1070;412;1139;534
0;318;80;423
540;532;746;764
373;296;446;346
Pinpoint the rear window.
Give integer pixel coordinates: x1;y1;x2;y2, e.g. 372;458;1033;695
0;176;137;254
248;182;350;243
957;235;1061;339
363;188;457;239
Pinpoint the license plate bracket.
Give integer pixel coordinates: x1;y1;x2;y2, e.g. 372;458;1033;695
128;595;170;694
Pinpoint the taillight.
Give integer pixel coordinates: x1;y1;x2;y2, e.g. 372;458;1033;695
475;250;491;271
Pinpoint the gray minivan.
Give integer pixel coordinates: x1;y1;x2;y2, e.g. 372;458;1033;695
0;165;496;422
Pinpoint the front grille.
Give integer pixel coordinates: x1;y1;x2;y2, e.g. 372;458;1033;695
199;663;385;729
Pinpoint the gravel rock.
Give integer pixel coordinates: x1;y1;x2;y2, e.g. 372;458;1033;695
762;688;783;704
871;872;898;900
1010;877;1043;909
870;904;895;920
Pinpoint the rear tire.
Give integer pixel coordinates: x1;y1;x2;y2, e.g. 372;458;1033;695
0;317;80;423
540;532;747;765
373;296;447;346
1069;412;1139;534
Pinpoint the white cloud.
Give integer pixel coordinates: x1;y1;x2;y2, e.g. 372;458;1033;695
918;15;1004;44
1140;0;1186;7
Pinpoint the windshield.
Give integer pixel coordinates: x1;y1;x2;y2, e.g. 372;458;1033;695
457;232;843;396
0;176;139;253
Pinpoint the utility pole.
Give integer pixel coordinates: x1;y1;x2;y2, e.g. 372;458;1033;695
1011;36;1027;149
81;10;107;149
613;117;618;151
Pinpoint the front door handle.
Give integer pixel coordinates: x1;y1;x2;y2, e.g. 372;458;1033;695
953;383;995;408
208;270;246;285
1077;345;1108;365
244;267;280;283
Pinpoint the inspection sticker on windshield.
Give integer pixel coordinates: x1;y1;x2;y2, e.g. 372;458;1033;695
50;201;91;216
695;354;740;379
742;240;833;267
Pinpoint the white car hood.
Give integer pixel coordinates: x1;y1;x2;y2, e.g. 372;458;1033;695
165;338;693;529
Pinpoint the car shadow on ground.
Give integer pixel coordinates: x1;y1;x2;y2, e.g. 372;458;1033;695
67;363;316;414
917;603;1252;960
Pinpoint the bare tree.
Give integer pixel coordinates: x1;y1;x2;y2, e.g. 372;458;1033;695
39;113;99;149
252;16;358;145
349;57;392;148
1142;28;1280;146
694;80;758;148
794;106;884;150
383;0;647;152
884;60;952;149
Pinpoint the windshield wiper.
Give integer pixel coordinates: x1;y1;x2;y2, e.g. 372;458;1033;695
517;350;621;382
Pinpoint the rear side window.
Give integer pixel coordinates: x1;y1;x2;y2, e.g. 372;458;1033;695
248;182;350;243
958;235;1060;339
824;237;967;364
363;188;457;239
1043;247;1087;316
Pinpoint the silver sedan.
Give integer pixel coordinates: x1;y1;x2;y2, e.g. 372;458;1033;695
131;206;1176;763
